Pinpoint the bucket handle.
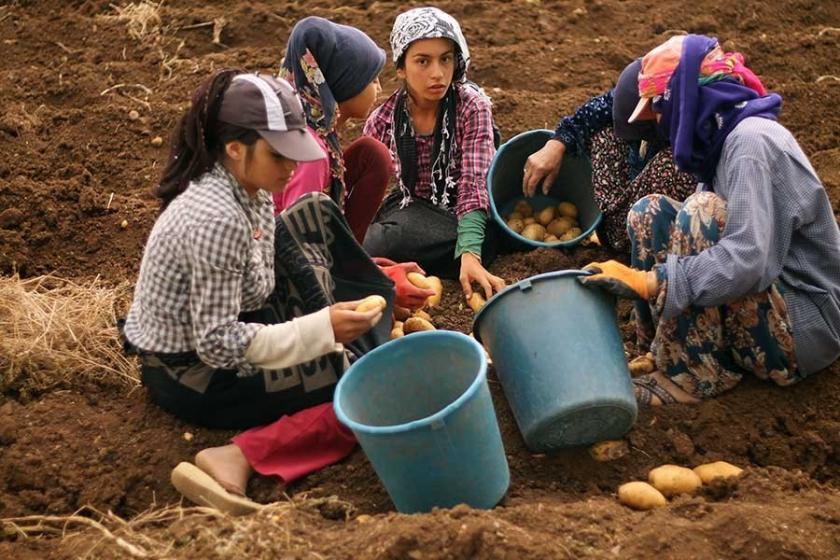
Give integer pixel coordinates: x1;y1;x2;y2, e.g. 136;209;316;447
516;270;593;294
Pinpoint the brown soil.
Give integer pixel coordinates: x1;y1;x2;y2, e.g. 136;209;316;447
2;0;840;558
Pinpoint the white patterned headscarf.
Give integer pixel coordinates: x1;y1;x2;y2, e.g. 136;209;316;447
389;7;470;82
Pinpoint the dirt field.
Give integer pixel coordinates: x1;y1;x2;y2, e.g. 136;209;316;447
1;0;840;558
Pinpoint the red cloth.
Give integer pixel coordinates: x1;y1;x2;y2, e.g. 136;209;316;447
273;134;391;244
231;402;356;484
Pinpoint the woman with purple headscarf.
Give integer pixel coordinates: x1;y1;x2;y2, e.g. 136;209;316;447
581;35;840;406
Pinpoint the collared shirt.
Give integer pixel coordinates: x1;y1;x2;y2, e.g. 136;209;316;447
124;164;276;371
364;84;494;219
662;117;840;375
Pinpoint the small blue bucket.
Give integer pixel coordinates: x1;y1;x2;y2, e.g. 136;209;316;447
334;331;510;513
487;129;602;248
473;270;637;451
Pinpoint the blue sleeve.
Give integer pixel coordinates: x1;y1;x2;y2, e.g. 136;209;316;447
662;156;781;319
551;90;615;157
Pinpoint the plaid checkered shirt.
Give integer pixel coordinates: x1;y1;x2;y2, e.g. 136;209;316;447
124;164;276;371
363;84;494;219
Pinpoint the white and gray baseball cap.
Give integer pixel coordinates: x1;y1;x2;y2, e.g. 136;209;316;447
217;73;325;162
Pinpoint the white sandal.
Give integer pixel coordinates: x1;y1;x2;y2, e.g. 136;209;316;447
170;462;263;516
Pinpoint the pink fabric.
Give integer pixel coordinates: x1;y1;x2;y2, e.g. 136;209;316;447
273;128;330;213
231;402;357;484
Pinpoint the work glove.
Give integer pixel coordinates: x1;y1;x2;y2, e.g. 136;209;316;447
372;258;436;310
579;260;652;300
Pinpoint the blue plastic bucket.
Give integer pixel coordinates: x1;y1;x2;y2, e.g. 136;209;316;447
487;129;602;248
333;331;510;513
473;270;637;451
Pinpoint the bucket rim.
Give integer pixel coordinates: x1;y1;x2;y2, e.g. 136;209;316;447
472;269;592;344
333;330;488;435
487;128;603;248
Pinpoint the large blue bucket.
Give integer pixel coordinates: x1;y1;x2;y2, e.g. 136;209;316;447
333;331;510;513
487;129;602;249
473;270;637;451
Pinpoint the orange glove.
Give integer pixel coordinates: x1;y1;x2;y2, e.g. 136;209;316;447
580;260;652;300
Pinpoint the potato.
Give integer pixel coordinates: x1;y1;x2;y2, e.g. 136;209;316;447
508;211;523;221
693;461;743;484
559;227;582;242
544;234;560;243
468;292;486;313
537;206;556;226
521;223;546;241
514;200;533;218
618;481;667;510
413;309;433;322
390;327;404;339
589;440;630;462
507;218;525;234
628;355;655;376
425;276;443;307
407;272;431;290
557;201;578;219
394;321;404;330
546;217;574;237
648;465;702;497
404;317;435;333
355;295;386;313
393;305;411;321
523;216;536;225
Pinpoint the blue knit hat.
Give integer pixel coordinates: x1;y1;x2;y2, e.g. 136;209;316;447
283;17;385;105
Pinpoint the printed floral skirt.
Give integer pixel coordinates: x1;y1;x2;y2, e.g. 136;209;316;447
626;192;801;401
590;129;697;253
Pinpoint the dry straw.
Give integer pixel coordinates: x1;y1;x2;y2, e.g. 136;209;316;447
1;495;352;558
0;274;138;394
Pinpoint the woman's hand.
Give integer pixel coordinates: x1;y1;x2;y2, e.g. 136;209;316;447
329;301;383;344
459;253;506;300
522;139;566;197
374;260;437;310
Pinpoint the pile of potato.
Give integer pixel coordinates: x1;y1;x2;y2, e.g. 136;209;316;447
617;461;744;510
505;199;582;243
389;272;444;340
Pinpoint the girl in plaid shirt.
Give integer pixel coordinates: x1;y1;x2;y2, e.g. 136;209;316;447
124;70;396;514
363;7;506;301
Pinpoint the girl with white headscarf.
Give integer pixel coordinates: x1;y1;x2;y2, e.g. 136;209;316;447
363;7;505;300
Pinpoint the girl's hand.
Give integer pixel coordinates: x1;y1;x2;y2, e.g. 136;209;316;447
459;253;506;300
329;301;383;344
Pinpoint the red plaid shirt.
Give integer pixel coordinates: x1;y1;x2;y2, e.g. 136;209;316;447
363;84;495;219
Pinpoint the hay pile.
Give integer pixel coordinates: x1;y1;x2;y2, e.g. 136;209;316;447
0;274;138;395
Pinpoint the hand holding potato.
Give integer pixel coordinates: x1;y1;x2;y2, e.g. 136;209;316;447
522;139;566;197
329;300;383;344
459;252;506;300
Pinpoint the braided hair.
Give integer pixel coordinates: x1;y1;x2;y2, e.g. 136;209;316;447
155;68;260;210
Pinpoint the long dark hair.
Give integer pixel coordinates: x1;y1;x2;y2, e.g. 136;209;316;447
155;68;260;210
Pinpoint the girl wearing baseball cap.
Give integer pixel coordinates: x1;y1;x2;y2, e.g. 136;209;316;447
581;35;840;406
363;7;506;302
123;69;396;514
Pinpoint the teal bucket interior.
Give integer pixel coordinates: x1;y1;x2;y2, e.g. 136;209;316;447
473;270;637;451
487;129;601;248
334;331;510;513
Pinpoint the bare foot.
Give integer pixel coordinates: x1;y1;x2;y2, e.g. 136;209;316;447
195;444;253;496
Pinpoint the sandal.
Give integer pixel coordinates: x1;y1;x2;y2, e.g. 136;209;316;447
170;462;263;516
633;373;680;407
